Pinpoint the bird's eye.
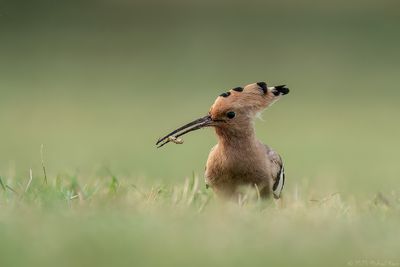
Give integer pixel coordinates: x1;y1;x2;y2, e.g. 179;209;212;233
226;111;236;119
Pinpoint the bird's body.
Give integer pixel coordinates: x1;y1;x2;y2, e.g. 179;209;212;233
157;82;289;199
206;140;284;199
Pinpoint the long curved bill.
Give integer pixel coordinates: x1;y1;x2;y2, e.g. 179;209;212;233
156;115;212;148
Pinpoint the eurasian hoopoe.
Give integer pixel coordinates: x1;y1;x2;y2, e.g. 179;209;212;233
156;82;289;199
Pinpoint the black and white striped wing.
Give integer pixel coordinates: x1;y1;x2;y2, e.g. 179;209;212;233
272;164;285;199
267;148;285;199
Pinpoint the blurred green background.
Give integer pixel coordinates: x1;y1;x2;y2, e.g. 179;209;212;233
1;0;400;195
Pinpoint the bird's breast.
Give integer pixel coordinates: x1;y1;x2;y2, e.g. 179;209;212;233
205;144;271;190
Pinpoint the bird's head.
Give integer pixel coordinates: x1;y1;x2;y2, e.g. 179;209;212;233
156;82;289;147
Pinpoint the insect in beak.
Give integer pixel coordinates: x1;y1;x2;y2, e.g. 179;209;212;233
156;115;213;148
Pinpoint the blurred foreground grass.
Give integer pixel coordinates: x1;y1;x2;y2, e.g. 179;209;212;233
1;174;399;267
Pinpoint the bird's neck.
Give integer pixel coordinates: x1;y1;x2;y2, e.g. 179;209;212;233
214;125;259;151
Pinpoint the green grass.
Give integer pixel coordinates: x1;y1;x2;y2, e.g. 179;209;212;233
1;171;399;267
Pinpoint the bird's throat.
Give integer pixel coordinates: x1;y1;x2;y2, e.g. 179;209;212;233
215;126;258;151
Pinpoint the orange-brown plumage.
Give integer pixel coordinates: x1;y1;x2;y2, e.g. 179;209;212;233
157;82;289;199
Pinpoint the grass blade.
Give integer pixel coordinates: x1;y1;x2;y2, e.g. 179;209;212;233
0;176;6;191
41;144;48;185
25;169;33;193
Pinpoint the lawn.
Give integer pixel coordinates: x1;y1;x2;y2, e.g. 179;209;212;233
0;173;399;267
